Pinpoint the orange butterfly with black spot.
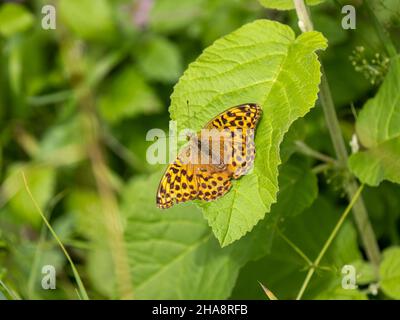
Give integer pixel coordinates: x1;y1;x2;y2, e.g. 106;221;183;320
156;103;262;209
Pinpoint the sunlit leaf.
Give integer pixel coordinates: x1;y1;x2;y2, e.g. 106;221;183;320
169;19;326;246
380;246;400;299
349;56;400;186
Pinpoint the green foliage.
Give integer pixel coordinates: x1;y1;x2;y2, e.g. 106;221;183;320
122;173;269;299
258;0;325;10
170;20;326;246
231;198;365;299
0;0;399;301
134;37;183;83
5;165;56;228
59;0;117;42
99;67;162;124
0;3;34;37
149;0;206;33
271;157;318;218
380;247;400;299
349;56;400;186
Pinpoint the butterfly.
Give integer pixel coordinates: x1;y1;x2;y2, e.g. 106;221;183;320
156;103;262;209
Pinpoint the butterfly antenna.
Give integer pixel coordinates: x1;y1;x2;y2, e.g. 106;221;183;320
186;100;195;140
186;100;192;130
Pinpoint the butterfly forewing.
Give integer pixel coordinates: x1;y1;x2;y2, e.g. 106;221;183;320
205;104;262;178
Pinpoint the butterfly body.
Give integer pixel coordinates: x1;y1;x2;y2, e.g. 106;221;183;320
157;103;262;209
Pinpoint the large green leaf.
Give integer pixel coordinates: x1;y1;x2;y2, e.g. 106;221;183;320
168;19;327;246
122;172;270;299
349;56;400;186
380;246;400;299
258;0;325;10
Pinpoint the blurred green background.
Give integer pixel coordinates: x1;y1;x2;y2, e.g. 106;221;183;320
0;0;399;300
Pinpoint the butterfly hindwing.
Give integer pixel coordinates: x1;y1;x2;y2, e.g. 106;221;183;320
156;160;198;209
196;167;232;202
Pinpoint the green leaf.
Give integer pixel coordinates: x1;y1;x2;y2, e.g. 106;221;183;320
99;67;162;124
37;117;86;166
135;37;183;83
349;138;400;186
270;156;318;218
280;119;306;163
59;0;116;42
261;156;318;253
66;189;105;239
87;247;115;298
122;172;270;299
349;56;400;186
149;0;206;33
380;246;400;299
65;189;116;298
5;164;56;228
0;3;34;37
371;0;400;26
231;198;364;299
363;183;400;241
200;174;268;247
258;0;325;11
352;260;376;285
169;19;327;246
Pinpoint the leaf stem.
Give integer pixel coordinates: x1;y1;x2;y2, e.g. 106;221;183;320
276;227;312;266
0;280;20;300
295;140;337;164
293;0;381;272
296;184;365;300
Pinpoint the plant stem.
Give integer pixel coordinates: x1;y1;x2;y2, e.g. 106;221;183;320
22;172;89;300
276;227;313;266
295;140;337;164
296;184;365;300
293;0;381;271
59;34;134;299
